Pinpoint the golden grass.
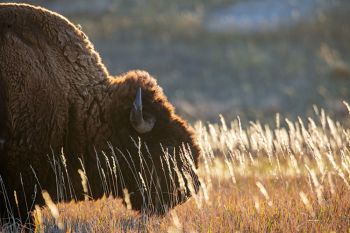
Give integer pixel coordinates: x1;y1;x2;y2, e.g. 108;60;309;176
2;104;350;232
32;170;350;232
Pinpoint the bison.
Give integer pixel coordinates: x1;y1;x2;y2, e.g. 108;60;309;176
0;3;200;220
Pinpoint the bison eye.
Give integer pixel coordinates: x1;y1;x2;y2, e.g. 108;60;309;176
129;87;156;133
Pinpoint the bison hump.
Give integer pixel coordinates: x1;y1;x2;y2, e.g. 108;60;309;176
0;3;109;84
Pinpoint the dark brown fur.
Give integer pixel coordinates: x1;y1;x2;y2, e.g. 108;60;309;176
0;3;200;219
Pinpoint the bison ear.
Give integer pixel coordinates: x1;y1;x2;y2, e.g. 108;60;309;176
129;87;156;133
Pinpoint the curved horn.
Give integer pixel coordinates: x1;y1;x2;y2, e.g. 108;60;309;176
130;87;155;133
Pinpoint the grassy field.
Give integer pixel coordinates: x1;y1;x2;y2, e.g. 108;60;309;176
1;103;350;232
1;1;350;232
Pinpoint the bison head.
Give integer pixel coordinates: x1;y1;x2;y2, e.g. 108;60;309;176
107;70;201;214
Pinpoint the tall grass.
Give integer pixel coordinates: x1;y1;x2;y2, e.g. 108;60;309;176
1;103;350;232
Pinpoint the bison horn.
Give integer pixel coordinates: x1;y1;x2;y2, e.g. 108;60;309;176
130;87;155;133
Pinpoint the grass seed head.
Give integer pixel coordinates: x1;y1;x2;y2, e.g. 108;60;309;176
42;190;64;230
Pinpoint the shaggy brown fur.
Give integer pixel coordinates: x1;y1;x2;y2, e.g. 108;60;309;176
0;3;200;220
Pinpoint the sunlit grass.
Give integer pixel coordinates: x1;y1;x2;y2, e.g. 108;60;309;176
2;103;350;232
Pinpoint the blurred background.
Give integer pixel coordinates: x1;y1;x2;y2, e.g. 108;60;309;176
4;0;350;124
